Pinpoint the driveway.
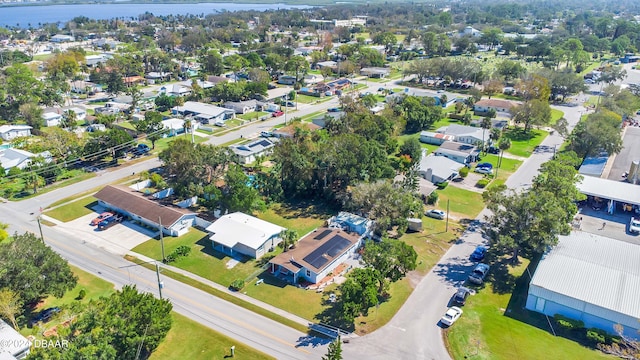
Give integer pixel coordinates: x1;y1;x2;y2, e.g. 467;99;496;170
449;172;485;193
52;210;156;255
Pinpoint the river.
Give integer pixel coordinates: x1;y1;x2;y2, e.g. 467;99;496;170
0;2;311;28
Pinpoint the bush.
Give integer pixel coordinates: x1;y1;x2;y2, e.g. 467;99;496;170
229;279;245;291
553;314;584;332
476;179;490;188
459;167;469;178
586;328;607;345
174;245;191;257
436;181;449;189
427;191;439;205
76;289;86;300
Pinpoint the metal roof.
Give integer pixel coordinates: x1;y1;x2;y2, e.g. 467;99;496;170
530;232;640;323
206;212;285;251
577;176;640;206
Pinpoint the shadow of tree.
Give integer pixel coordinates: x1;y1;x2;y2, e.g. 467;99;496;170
255;271;288;288
489;258;520;295
432;257;477;287
313;302;356;333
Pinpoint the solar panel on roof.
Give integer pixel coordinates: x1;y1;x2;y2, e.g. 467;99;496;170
303;235;352;270
314;229;332;240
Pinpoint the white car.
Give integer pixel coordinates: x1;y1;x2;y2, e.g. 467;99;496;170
475;167;493;175
441;306;463;326
630;218;640;233
425;209;446;220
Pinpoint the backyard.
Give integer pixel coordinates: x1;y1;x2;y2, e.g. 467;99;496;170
445;258;613;360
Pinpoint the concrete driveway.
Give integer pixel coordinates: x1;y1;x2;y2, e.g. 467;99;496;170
53;211;156;256
576;206;640;245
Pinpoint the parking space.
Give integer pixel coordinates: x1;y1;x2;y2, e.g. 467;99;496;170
608;127;640;180
55;210;157;255
575;206;640;244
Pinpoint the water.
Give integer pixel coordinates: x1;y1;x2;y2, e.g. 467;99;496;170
0;3;310;28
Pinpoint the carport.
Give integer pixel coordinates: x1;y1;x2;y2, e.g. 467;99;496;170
576;176;640;214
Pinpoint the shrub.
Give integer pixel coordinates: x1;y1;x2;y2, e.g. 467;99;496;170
586;328;607;345
427;191;439;205
229;279;245;291
436;181;449;189
76;289;86;300
553;314;584;332
459;167;469;178
174;245;191;257
164;254;176;263
476;179;490;188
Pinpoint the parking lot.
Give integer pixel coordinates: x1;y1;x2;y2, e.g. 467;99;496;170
575;206;640;244
608;126;640;180
53;208;158;255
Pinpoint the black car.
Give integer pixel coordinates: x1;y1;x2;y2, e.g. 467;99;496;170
487;146;500;154
453;287;470;305
30;307;60;326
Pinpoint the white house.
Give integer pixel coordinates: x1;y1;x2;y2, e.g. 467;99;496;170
434;141;480;165
269;227;362;284
526;232;640;340
436;124;490;146
230;138;276;164
223;100;258;114
172;101;234;125
50;34;74;43
360;67;391;78
65;107;87;121
0;319;30;359
303;74;324;85
419;131;455;145
0;125;32;141
159;83;191;97
206;212;285;259
461;26;482;37
94;185;196;237
473;99;518;115
0;148;52;171
42;112;63;127
418;152;464;184
161;118;185;137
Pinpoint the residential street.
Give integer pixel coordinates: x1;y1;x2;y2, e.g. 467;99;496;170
0;79;589;359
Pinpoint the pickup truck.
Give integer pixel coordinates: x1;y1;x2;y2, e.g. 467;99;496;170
97;214;123;230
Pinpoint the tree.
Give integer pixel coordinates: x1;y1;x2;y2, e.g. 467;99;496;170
510;99;551;132
482;79;504;99
480;117;492;154
401;96;442;133
0;288;22;329
200;49;224;75
362;239;417;294
481;27;503;49
496;60;526;81
497;138;511;168
217;164;264;214
568;110;623;158
0;232;77;304
398;137;422;165
18;103;44;132
516;74;551;102
105;70;126;96
285;55;309;86
279;229;298;251
135;111;164;149
323;337;343;360
337;268;379;324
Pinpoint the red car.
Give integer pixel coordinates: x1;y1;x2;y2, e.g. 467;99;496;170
90;212;113;226
272;110;284;117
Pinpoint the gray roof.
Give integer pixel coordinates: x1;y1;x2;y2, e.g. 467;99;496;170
529;232;640;325
437;141;478;155
437;124;489;141
577;176;640;206
578;155;608;177
173;101;231;117
419;154;464;179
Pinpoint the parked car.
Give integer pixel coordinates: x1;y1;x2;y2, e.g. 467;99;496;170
90;212;113;226
134;143;150;155
284;101;296;107
470;246;487;261
452;287;471;305
261;131;274;138
272;110;284;117
327;107;341;112
475;167;493;175
30;307;60;326
440;306;463;326
487;146;500;154
630;217;640;233
425;209;446;220
97;214;123;230
468;263;490;285
476;162;493;169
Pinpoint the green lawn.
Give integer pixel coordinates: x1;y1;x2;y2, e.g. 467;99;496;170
255;201;331;236
39;265;115;310
502;128;548;158
150;312;274;360
446;258;613;360
151;134;208;152
550;108;565;125
435;186;485;220
238;111;269;120
296;94;329;104
45;197;98;222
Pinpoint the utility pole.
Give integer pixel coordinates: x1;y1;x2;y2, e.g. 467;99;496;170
155;262;163;299
446;199;450;232
159;217;165;263
36;216;44;242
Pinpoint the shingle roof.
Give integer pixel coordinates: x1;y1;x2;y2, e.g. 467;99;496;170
94;185;193;227
530;232;640;322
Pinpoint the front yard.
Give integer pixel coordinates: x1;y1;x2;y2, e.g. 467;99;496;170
502;128;548;158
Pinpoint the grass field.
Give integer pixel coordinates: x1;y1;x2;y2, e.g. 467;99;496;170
150;312;275;360
45;197;97;222
39;265;115;310
238;111;269;120
446;258;612;360
550;108;565;125
502;128;548;158
255;201;332;236
435;186;485;220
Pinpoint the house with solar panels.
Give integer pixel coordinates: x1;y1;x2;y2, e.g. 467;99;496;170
268;227;363;284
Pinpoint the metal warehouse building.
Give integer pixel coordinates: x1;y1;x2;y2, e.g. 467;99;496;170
526;232;640;339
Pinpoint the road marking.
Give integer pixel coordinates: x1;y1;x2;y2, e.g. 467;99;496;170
390;325;406;332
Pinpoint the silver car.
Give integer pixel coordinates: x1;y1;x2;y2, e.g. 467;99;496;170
425;209;446;220
468;263;490;285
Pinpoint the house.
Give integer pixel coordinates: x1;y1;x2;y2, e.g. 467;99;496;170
469;118;508;131
172;101;234;125
122;76;145;87
224;100;259;114
94;185;196;237
273;122;321;138
315;61;338;70
70;80;102;94
230;138;276;164
328;212;374;236
526;232;640;340
0;125;32;141
0;319;30;359
50;34;74;43
42;112;63;127
460;26;481;37
277;75;297;85
473;99;518;115
87;123;106;132
64;107;87;121
159;83;190;97
436;124;490;146
418;152;465;184
145;72;172;82
303;74;324;85
84;54;110;67
207;75;229;85
419;131;455;145
161;118;185;137
269;227;362;284
332;17;367;27
206;212;285;259
435;141;480;165
0;148;52;171
360;67;391;78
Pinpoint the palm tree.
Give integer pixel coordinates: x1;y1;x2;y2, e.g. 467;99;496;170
279;229;299;251
498;138;511;168
480;117;492;155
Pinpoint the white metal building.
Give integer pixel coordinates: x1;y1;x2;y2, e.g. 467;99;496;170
526;232;640;339
206;212;285;259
